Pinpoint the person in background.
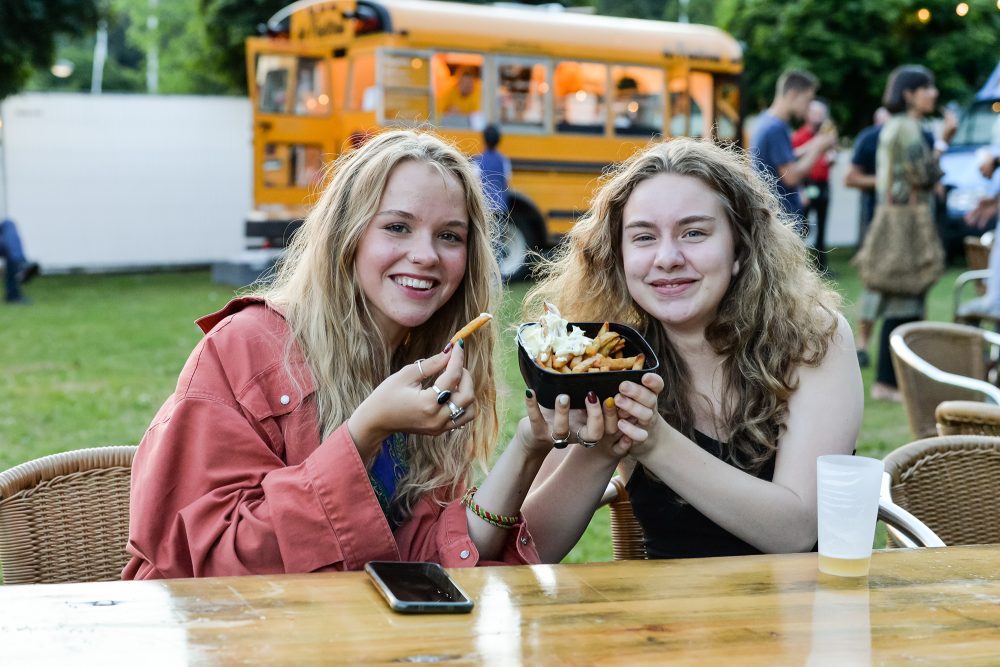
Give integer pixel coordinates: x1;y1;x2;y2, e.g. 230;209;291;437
959;147;1000;317
440;68;481;116
124;130;577;579
792;99;837;273
845;106;891;367
0;218;40;305
521;138;862;561
472;124;512;219
862;65;946;402
750;69;838;236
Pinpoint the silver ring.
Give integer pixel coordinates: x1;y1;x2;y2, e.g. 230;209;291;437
576;428;599;448
550;430;572;449
416;358;427;380
447;400;466;422
432;385;452;405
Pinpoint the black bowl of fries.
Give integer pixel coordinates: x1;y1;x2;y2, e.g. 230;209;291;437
516;321;659;409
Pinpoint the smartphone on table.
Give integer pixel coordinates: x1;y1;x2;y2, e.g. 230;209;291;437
365;561;474;614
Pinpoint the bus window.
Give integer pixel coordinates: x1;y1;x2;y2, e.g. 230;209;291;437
715;78;741;143
295;57;331;116
611;65;663;137
433;52;485;130
554;61;607;135
257;54;296;114
497;59;548;131
381;51;432;124
348;54;376;111
263;143;323;189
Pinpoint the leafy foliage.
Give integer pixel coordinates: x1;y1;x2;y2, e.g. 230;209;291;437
199;0;290;94
0;0;99;99
718;0;1000;134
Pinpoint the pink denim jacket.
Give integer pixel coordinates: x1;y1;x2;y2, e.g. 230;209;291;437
123;297;538;579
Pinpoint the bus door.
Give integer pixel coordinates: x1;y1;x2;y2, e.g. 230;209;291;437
246;37;341;244
712;73;742;145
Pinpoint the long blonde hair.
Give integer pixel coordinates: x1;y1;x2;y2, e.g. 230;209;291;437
525;138;840;471
259;130;500;512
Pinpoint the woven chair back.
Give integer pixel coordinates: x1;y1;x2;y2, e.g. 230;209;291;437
891;322;994;439
883;435;1000;547
0;446;136;585
936;400;1000;437
964;235;992;273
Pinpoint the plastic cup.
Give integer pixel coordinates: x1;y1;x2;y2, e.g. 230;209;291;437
816;455;884;577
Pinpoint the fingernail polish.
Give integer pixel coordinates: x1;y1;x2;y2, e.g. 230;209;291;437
525;389;534;399
458;338;465;349
604;397;616;409
586;391;598;404
442;342;453;354
558;395;569;407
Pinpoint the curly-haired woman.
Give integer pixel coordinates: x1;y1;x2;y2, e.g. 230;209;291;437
523;137;863;560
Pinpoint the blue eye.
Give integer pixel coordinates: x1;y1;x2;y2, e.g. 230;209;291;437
440;231;464;243
384;223;409;233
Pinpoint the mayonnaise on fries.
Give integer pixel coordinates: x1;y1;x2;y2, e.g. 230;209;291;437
450;312;493;345
521;303;645;373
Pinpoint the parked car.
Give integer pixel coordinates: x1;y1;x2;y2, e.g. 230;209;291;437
941;61;1000;258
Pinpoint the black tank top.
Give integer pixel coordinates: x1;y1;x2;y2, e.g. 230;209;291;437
626;431;777;559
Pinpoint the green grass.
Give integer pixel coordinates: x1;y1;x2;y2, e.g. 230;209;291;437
0;251;966;562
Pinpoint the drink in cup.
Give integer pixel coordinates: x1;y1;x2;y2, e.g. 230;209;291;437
816;455;883;577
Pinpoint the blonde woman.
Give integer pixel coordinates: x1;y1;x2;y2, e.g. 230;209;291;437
523;138;863;561
125;130;554;579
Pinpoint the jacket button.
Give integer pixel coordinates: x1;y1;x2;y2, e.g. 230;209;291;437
280;394;290;405
459;549;470;560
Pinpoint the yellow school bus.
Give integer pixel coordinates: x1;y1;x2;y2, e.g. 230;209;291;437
246;0;743;278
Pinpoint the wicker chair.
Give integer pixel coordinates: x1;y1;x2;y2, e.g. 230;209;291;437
598;470;944;560
882;435;1000;547
936;400;1000;436
0;446;136;584
889;321;1000;440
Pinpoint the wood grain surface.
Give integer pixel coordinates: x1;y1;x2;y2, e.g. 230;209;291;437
2;546;998;665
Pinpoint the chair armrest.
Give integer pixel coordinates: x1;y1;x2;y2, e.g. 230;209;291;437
878;472;946;548
953;269;992;317
889;333;1000;404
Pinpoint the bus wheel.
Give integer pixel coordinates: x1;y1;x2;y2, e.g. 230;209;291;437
496;211;534;282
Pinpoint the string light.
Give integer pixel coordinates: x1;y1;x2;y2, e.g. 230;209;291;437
956;2;969;16
916;8;931;22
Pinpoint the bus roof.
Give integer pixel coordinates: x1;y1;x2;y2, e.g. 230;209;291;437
284;0;742;66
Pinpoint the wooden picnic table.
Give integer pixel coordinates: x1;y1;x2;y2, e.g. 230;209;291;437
1;545;998;665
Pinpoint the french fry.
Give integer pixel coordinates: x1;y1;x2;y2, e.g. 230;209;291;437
552;355;568;370
450;312;493;345
572;355;601;373
597;321;610;337
632;353;645;370
597;357;637;371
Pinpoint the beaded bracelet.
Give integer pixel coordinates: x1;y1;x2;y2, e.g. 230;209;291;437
461;486;520;530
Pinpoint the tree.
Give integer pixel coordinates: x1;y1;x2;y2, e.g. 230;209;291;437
718;0;1000;134
0;0;99;99
199;0;290;94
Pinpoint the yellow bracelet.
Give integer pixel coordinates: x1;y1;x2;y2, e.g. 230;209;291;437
461;486;520;529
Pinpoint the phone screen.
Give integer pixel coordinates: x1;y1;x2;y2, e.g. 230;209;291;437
365;561;474;613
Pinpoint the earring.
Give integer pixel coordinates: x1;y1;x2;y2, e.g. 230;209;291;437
732;260;740;276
